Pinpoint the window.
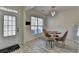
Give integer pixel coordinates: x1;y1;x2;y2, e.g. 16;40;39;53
31;16;43;35
3;15;16;37
77;26;79;36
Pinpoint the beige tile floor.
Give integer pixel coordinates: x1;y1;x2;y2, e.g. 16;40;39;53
13;37;79;53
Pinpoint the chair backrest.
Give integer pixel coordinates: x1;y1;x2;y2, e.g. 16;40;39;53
61;30;68;41
43;29;51;37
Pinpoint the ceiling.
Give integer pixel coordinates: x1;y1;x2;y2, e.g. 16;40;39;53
25;6;34;10
25;6;77;16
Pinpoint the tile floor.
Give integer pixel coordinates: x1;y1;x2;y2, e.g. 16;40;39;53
13;37;79;53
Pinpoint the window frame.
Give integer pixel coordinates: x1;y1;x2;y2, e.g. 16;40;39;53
31;16;43;35
77;26;79;36
3;14;17;37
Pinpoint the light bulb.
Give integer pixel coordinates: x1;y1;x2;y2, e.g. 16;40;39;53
51;11;55;16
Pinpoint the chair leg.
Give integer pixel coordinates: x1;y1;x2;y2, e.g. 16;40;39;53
46;40;53;48
50;41;52;48
48;41;50;44
62;42;65;48
46;40;48;46
46;41;51;46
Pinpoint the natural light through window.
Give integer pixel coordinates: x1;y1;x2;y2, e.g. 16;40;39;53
31;16;43;35
3;15;16;37
77;26;79;36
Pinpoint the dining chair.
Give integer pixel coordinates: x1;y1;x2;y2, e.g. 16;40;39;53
55;30;68;45
43;29;55;48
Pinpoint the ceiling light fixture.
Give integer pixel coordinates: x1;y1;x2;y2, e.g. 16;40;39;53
51;11;55;16
51;6;56;16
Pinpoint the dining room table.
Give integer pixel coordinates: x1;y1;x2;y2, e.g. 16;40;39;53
47;31;61;37
48;31;61;34
43;29;61;48
47;31;61;48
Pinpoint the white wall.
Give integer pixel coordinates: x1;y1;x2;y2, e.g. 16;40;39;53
23;9;47;43
0;6;47;49
0;6;24;49
46;7;79;40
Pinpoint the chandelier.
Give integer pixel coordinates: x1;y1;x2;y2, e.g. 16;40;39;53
51;6;56;16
